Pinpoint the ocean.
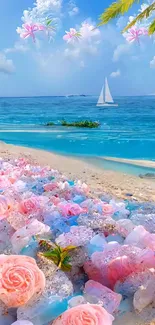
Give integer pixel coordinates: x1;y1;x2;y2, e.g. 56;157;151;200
0;95;155;176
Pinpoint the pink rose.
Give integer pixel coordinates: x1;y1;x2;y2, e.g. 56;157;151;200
0;195;12;220
0;255;45;307
102;203;114;216
52;304;114;325
58;203;84;218
19;197;39;214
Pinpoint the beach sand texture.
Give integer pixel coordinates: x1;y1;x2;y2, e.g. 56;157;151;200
0;142;155;202
0;142;154;324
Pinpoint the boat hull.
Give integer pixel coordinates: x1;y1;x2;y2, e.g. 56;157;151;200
96;103;118;107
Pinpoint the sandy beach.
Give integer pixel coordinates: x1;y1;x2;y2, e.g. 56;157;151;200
0;141;155;324
0;142;155;202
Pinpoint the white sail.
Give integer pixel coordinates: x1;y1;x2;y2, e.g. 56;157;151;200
105;78;114;103
97;86;104;105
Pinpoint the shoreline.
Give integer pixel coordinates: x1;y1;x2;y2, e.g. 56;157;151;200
104;156;155;169
0;142;155;202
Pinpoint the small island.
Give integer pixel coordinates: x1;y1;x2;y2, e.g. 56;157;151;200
45;120;100;128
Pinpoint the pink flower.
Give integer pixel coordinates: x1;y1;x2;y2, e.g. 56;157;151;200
58;203;84;217
102;203;114;216
63;28;80;43
17;23;39;43
0;195;12;220
19;197;39;214
0;255;45;307
52;304;114;325
124;26;148;43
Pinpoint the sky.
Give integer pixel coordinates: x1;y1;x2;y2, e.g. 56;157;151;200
0;0;155;97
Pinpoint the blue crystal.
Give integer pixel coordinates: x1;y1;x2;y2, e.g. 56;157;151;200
20;237;38;258
68;180;74;186
66;216;78;226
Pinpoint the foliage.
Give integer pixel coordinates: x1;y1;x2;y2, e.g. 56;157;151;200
45;122;55;126
98;0;155;35
61;120;100;128
123;2;155;33
38;240;76;272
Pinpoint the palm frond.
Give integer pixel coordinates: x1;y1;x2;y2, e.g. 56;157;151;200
148;18;155;34
98;0;139;26
123;2;155;32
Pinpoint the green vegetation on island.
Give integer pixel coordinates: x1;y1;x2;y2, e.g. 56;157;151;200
45;120;100;128
61;120;100;128
45;122;55;126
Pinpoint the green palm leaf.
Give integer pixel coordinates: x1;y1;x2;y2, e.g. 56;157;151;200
98;0;139;26
123;2;155;32
148;18;155;34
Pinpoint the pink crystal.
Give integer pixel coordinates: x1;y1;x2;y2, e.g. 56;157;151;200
84;280;122;313
125;225;155;250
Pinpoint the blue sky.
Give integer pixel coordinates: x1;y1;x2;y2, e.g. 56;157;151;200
0;0;155;97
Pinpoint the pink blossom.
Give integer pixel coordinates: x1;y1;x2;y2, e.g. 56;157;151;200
63;28;80;43
52;304;114;325
124;26;148;43
102;203;114;216
0;255;45;307
58;202;84;218
19;196;40;215
17;23;39;43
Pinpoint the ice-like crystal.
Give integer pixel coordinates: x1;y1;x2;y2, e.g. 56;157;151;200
17;295;68;325
56;226;94;248
125;225;155;250
115;269;155;297
11;219;51;253
84;280;122;314
131;213;155;233
0;219;14;253
133;280;155;312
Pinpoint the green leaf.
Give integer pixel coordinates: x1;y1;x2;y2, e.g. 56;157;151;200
149;18;155;35
61;263;72;272
98;0;139;26
62;245;77;252
123;2;155;32
46;19;52;26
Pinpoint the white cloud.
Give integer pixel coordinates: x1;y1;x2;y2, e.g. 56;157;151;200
150;56;155;68
4;42;29;54
63;20;101;62
113;43;131;61
0;53;15;74
116;17;128;29
68;0;79;16
110;69;121;78
64;47;80;58
20;0;62;25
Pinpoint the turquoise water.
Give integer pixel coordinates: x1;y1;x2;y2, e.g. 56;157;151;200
0;95;155;175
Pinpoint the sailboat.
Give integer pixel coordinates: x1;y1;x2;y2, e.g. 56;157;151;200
97;78;118;107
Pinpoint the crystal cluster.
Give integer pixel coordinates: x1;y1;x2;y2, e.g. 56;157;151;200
0;157;154;324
